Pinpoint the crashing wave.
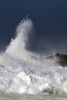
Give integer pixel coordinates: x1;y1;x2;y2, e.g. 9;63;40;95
0;18;67;95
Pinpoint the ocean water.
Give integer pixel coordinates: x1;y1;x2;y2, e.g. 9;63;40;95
0;94;67;100
0;19;67;99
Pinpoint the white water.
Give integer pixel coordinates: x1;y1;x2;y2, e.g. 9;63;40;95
0;18;67;95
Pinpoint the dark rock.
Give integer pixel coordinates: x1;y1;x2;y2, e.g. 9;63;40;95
47;53;67;67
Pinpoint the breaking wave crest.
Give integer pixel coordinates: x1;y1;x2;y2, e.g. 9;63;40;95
0;18;67;95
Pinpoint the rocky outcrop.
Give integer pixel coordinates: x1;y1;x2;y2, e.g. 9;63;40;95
47;53;67;67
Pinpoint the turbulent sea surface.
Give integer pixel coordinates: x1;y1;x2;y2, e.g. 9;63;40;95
0;18;67;99
1;94;67;100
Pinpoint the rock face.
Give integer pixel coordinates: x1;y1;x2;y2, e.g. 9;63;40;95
47;53;67;67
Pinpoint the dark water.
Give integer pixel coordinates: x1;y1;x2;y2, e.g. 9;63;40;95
0;0;67;54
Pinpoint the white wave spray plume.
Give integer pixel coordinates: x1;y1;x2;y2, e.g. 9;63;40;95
6;18;34;61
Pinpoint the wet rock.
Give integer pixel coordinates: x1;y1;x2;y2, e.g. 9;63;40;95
47;53;67;67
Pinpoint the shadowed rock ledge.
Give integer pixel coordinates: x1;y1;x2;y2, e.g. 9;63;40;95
47;53;67;67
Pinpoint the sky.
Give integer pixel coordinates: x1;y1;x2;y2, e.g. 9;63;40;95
0;0;67;54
